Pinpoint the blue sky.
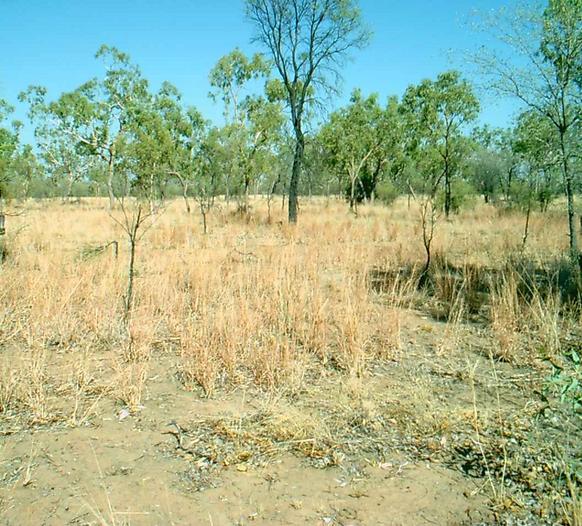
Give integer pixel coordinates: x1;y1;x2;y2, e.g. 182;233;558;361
1;0;519;143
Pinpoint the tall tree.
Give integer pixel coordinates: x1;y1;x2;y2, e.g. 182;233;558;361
209;49;270;124
400;71;480;218
0;100;20;205
9;145;42;200
21;46;150;209
513;110;562;211
209;50;284;212
474;0;582;268
470;125;523;205
152;82;207;214
246;0;369;223
320;90;385;214
19;86;94;201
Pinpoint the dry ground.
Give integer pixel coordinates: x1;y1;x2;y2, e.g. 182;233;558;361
0;197;580;525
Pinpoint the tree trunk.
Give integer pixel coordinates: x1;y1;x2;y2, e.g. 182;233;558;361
559;131;580;272
64;173;75;203
244;176;250;214
107;150;115;210
506;167;514;203
267;173;281;224
182;186;191;214
289;126;304;224
350;175;356;213
522;200;532;248
444;170;451;218
370;158;383;201
358;178;368;204
419;200;434;289
201;208;208;235
149;170;156;214
125;236;137;321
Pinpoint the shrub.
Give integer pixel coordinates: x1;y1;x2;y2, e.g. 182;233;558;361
436;179;477;213
375;180;400;205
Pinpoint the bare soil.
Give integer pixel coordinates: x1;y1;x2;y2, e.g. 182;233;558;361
1;309;513;526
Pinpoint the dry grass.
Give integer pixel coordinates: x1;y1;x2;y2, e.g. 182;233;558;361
0;196;580;524
0;197;576;407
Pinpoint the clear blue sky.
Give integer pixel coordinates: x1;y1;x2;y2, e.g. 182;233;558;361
1;0;518;143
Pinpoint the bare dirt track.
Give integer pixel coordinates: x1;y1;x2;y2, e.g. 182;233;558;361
2;410;483;525
1;334;487;526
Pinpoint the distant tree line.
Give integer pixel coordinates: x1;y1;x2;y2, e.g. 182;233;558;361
0;0;579;266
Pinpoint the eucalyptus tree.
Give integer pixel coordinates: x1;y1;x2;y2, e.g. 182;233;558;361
209;48;268;201
471;126;525;205
473;0;582;268
19;86;94;201
209;48;270;124
362;96;406;203
125;82;206;213
513;110;562;210
505;111;562;246
240;94;285;201
264;139;291;220
209;50;285;212
400;71;480;218
302;135;329;197
9;145;42;200
246;0;370;223
319;92;406;212
0;100;21;205
152;83;207;214
21;46;150;209
398;72;478;287
469;125;512;204
320;90;385;215
127;91;168;208
192;131;222;234
400;96;441;287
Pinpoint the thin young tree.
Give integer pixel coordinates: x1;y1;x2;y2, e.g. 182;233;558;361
400;72;478;287
246;0;370;223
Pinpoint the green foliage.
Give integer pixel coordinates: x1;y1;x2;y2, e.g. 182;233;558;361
375;180;400;205
475;0;582;265
19;46;183;205
435;179;477;213
468;125;518;204
321;90;383;203
510;111;562;212
209;49;270;122
321;90;403;208
208;50;285;207
545;349;582;412
400;70;480;209
0;100;20;201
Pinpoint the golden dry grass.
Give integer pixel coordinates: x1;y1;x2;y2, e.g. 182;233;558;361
0;196;576;414
0;196;580;525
